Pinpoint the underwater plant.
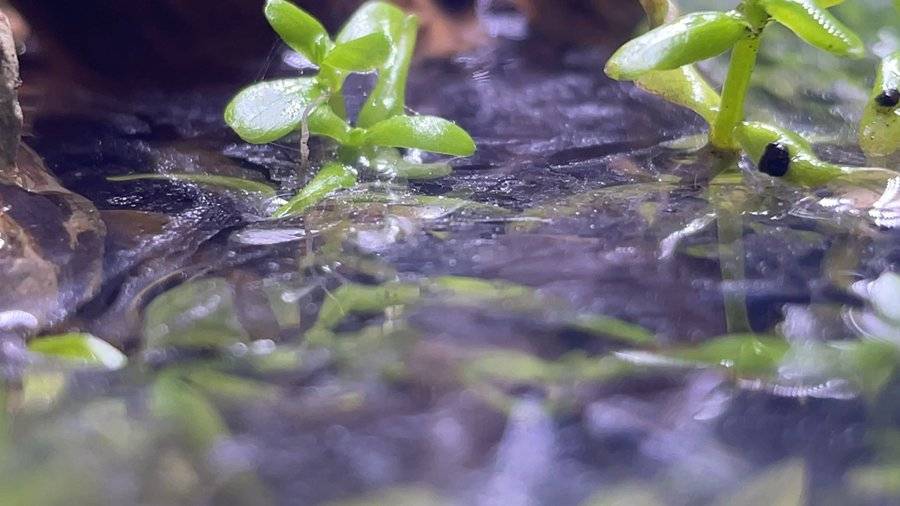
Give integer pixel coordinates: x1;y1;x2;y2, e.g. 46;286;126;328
860;51;900;158
223;0;475;216
606;0;863;150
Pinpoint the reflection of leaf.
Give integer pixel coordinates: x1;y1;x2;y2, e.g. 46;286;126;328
143;278;249;350
669;334;789;376
583;482;664;506
714;459;806;506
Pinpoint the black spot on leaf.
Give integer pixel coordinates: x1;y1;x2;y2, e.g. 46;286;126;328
759;143;790;177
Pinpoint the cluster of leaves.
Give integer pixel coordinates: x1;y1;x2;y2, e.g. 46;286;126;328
607;0;899;186
223;0;475;216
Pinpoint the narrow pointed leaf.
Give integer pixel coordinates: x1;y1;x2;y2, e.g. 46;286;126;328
322;32;391;72
364;115;475;156
108;174;277;197
758;0;864;58
273;162;357;217
264;0;333;64
605;12;749;80
225;78;321;144
860;52;900;157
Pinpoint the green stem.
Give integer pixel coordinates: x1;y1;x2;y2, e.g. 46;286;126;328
710;35;761;149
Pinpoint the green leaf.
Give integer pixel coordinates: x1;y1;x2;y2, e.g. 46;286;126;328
357;14;419;127
638;0;678;27
29;333;127;370
669;334;789;376
225;78;321;144
143;278;249;350
605;11;749;80
635;67;720;125
364;147;453;180
335;1;407;44
758;0;864;58
108;174;277;197
736;121;845;186
364;115;476;156
273;162;357;217
859;52;900;157
151;372;227;452
264;0;332;64
323;32;391;72
308;105;356;145
310;282;421;332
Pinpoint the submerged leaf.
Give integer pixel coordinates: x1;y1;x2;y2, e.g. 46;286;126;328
669;334;789;376
264;0;333;64
108;174;277;197
364;115;476;156
273;162;357;217
605;11;749;80
860;52;900;157
758;0;864;58
714;459;806;506
29;333;127;370
322;32;391;72
225;78;321;144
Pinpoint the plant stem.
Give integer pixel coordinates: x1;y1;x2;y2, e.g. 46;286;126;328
710;35;761;149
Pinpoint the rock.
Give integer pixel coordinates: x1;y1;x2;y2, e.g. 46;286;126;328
0;11;21;168
0;15;106;341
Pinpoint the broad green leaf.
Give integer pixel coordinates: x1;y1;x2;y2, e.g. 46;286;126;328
358;15;419;127
143;278;249;350
669;334;789;376
108;174;277;197
273;162;357;217
335;1;406;44
605;12;749;80
736;122;845;186
29;333;127;370
264;0;333;64
364;115;476;156
225;78;321;144
323;33;391;72
635;67;720;125
860;52;900;157
758;0;864;58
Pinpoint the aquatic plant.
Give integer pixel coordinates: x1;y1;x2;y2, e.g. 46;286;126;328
860;51;900;158
606;0;863;150
224;0;475;216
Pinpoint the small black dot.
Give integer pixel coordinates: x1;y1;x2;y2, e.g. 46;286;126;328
876;88;900;108
759;142;790;177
